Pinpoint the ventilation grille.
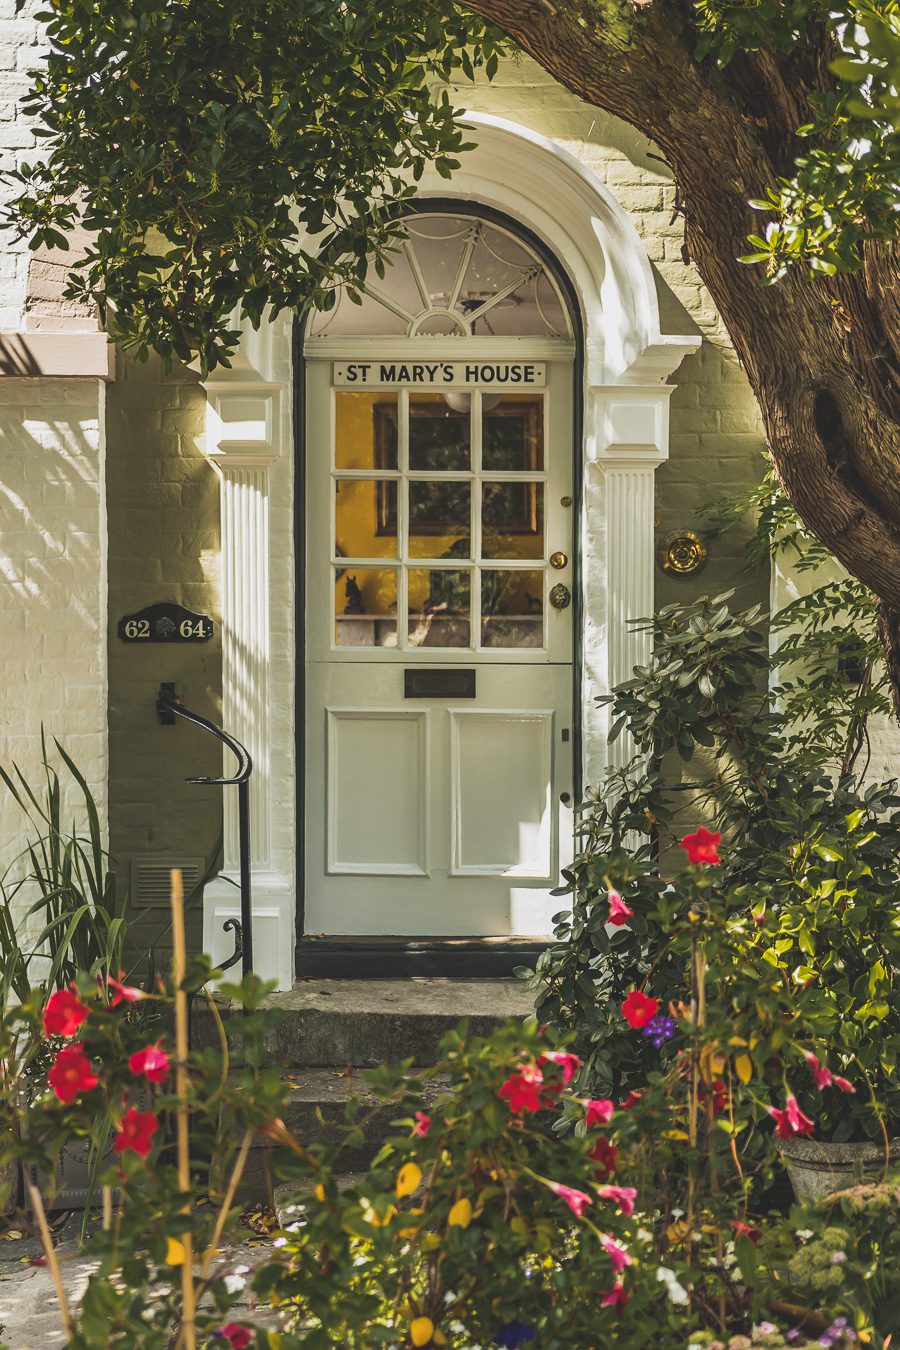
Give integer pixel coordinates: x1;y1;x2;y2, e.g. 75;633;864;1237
130;855;205;908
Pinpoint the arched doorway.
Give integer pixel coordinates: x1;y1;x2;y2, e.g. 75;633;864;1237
299;205;580;968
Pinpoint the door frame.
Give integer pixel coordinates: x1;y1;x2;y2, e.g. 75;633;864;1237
293;198;585;977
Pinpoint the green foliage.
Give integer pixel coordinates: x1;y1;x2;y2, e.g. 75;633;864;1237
4;0;502;373
0;735;126;1004
3;0;897;367
0;963;285;1347
530;481;897;1138
762;1176;900;1338
694;0;900;277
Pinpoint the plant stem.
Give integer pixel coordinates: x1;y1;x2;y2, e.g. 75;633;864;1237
25;1174;73;1338
171;868;196;1350
199;1128;254;1281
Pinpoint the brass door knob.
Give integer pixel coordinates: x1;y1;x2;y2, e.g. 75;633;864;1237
550;551;568;570
549;583;571;610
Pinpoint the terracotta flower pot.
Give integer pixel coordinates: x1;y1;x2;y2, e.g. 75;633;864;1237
780;1134;900;1202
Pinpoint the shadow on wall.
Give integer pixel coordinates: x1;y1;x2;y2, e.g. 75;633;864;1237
0;375;108;930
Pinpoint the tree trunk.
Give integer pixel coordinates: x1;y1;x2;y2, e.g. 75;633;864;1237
461;0;900;717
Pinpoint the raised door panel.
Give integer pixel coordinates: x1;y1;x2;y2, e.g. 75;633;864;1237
326;709;429;875
449;710;554;879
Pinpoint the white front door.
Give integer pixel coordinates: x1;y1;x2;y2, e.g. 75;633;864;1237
303;355;575;938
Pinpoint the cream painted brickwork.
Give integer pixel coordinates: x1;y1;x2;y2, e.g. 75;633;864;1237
0;0;45;330
0;377;107;899
105;353;222;960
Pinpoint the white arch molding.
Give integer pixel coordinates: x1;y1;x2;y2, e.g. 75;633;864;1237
200;114;701;989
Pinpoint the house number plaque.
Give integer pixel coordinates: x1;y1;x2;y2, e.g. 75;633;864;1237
117;601;214;644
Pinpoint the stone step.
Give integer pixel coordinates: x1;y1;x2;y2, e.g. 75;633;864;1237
258;977;535;1068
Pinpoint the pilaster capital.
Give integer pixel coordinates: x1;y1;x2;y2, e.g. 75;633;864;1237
202;379;285;469
588;384;677;466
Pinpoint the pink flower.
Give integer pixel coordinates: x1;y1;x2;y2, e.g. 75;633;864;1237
413;1111;431;1136
43;988;89;1039
595;1185;638;1217
550;1183;592;1217
769;1095;815;1141
113;1107;159;1158
600;1280;629;1308
619;1090;642;1111
621;990;659;1030
48;1045;98;1104
106;973;145;1007
498;1064;545;1114
805;1052;832;1090
538;1050;582;1084
679;827;722;865
731;1219;761;1245
833;1076;855;1094
600;1233;632;1274
129;1042;170;1085
585;1098;615;1128
607;891;634;927
217;1326;253;1349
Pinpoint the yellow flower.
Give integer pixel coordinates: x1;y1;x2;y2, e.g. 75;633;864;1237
367;1203;397;1228
314;1183;326;1202
396;1163;423;1198
447;1198;472;1229
164;1237;186;1266
411;1317;435;1346
399;1207;424;1239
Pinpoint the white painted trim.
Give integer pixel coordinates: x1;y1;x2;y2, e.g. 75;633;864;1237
199;115;700;985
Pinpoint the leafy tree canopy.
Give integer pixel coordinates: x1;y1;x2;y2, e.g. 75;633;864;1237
6;1;502;372
5;0;897;373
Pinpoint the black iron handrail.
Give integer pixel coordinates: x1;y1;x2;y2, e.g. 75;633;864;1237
156;683;253;976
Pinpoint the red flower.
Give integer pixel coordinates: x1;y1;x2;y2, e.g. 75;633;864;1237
607;891;634;927
588;1137;618;1178
600;1280;629;1308
43;988;89;1039
550;1182;592;1217
619;1090;642;1111
106;973;145;1007
730;1220;761;1245
498;1064;545;1114
805;1051;832;1089
833;1075;855;1094
113;1107;159;1158
595;1184;637;1217
413;1111;431;1137
48;1045;98;1104
538;1050;582;1085
585;1098;615;1128
711;1079;728;1117
600;1234;632;1274
129;1042;170;1085
217;1327;253;1349
679;827;722;865
769;1095;815;1141
621;990;659;1030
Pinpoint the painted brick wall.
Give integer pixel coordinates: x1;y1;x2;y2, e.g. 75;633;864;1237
0;0;44;329
0;377;107;931
105;352;222;961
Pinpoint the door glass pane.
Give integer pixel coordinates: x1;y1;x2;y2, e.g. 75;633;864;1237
409;394;471;471
408;568;471;648
335;479;398;559
335;392;398;470
482;482;544;560
333;566;397;648
481;570;544;648
482;394;543;472
408;480;471;559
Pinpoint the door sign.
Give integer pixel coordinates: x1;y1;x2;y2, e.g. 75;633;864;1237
333;361;546;389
